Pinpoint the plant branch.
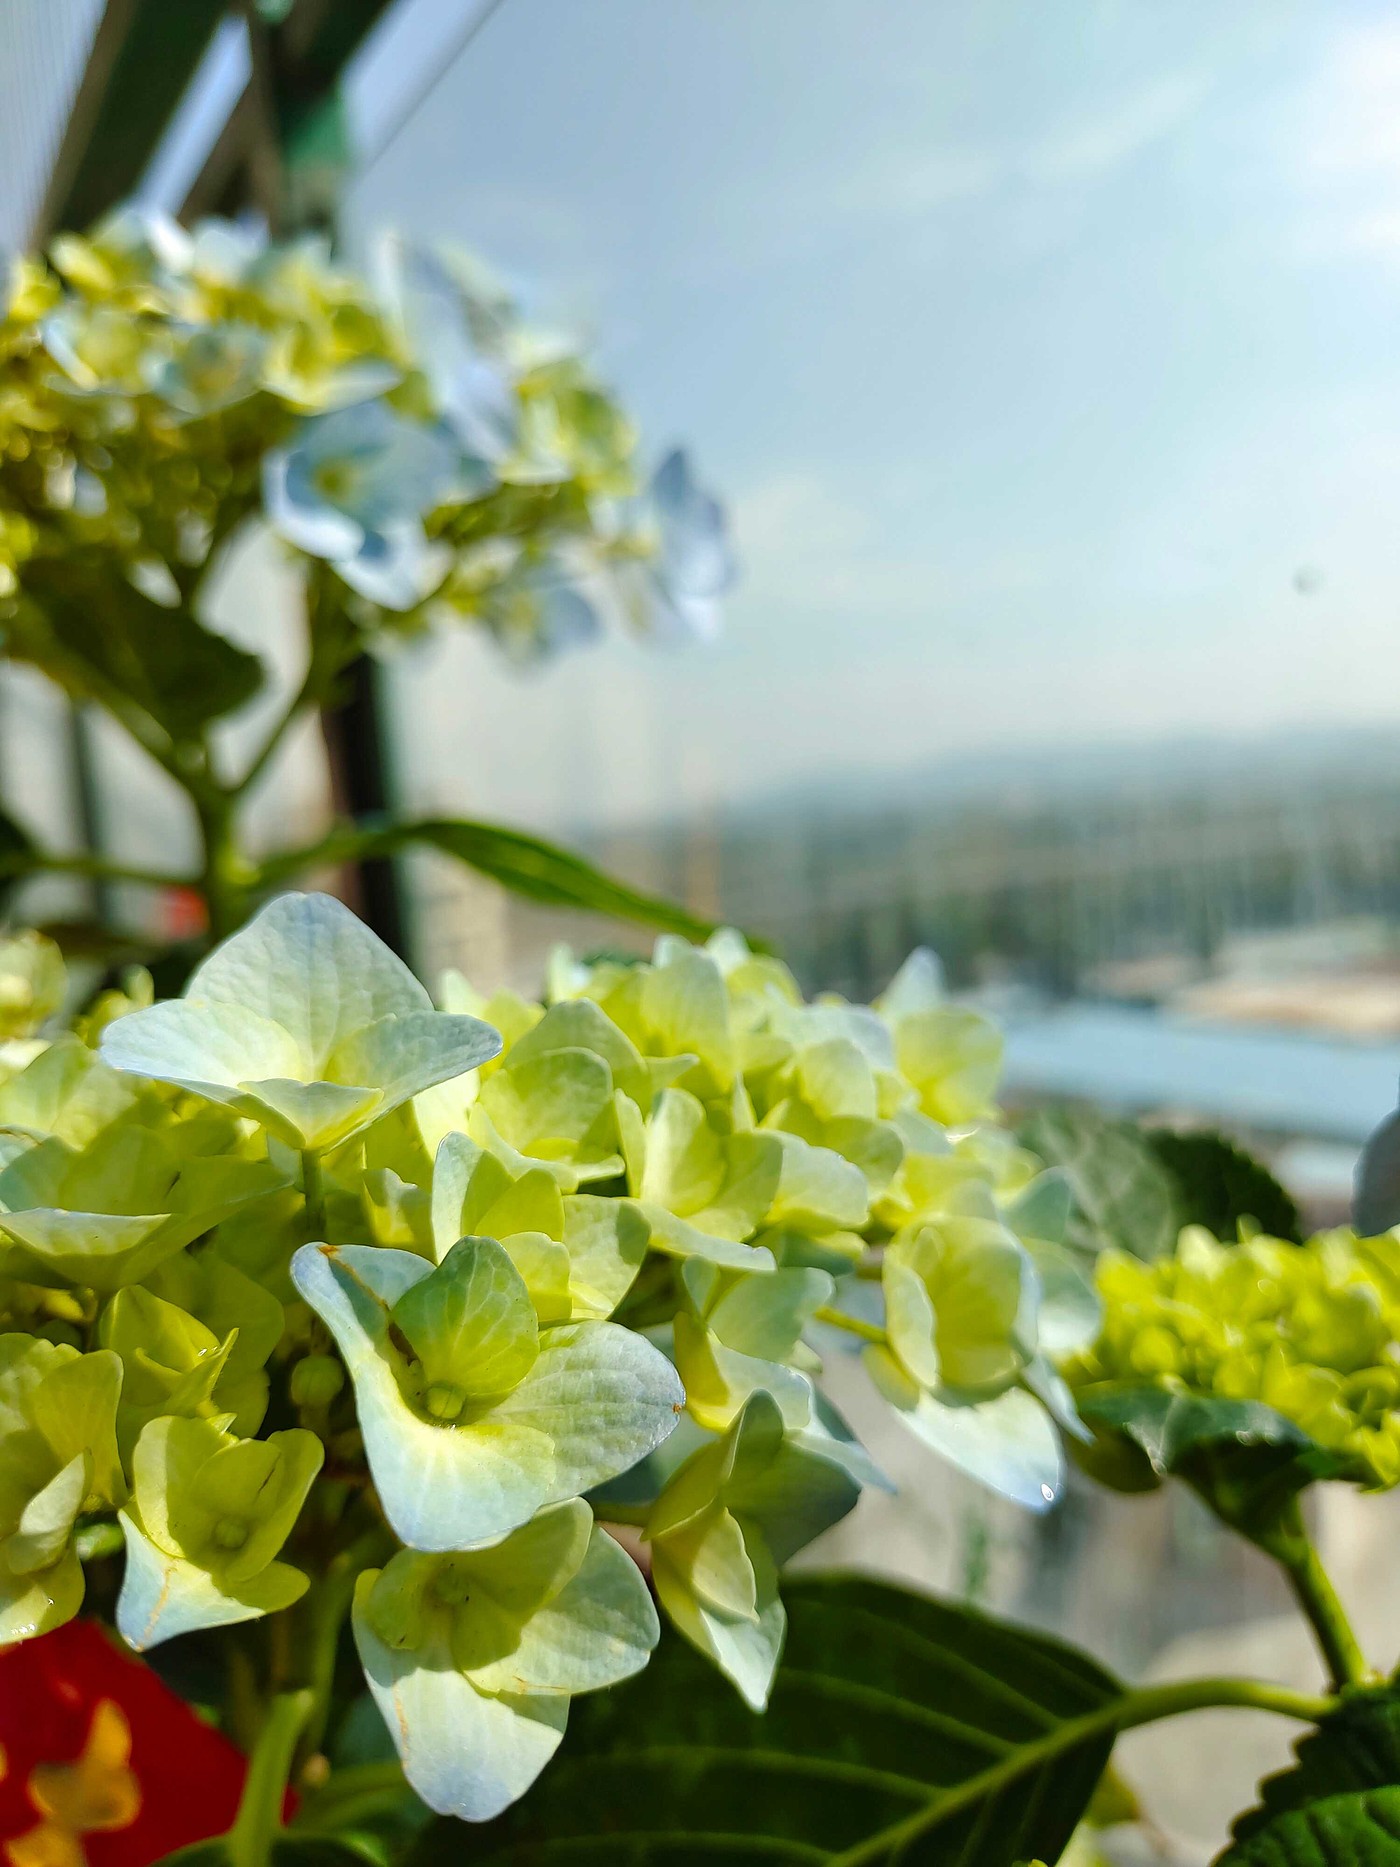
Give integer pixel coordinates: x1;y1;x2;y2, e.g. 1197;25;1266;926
1271;1503;1372;1689
226;1687;313;1867
301;1150;326;1239
814;1305;886;1346
0;849;195;890
828;1676;1341;1867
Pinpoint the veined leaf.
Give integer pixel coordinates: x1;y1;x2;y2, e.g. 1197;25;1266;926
1147;1129;1301;1245
1018;1106;1179;1260
9;559;265;739
405;1574;1120;1865
1230;1684;1400;1847
1215;1788;1400;1864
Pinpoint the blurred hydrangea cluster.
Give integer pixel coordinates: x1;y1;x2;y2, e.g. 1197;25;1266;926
0;894;1096;1823
1064;1224;1400;1488
0;206;731;658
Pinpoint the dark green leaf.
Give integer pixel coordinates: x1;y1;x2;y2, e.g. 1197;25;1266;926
1018;1107;1180;1260
5;559;264;739
1075;1386;1314;1479
1148;1129;1302;1244
404;818;728;942
411;1574;1121;1866
1072;1384;1348;1534
1231;1685;1400;1845
1215;1788;1400;1864
261;815;749;945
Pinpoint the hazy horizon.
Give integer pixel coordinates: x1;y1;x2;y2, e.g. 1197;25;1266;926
346;1;1400;837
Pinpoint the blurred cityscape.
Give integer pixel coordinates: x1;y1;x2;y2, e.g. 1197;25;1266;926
413;722;1400;1232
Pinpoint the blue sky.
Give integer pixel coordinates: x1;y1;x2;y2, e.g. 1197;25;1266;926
347;0;1400;832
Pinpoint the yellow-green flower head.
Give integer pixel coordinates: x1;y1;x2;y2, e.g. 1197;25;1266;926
1065;1225;1400;1487
0;892;1080;1829
0;204;734;657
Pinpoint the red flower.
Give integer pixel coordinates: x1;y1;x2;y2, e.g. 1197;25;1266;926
0;1621;246;1866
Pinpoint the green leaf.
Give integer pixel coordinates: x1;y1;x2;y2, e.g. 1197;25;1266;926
1147;1129;1302;1244
276;817;728;942
1018;1106;1180;1260
1215;1787;1400;1864
1071;1384;1346;1533
1230;1683;1400;1846
404;1574;1120;1865
8;559;265;739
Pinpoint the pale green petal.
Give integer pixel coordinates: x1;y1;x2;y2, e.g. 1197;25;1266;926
875;947;945;1023
652;1539;784;1713
101;1000;307;1095
642;1206;776;1273
389;1236;540;1402
0;1035;141;1148
865;1344;1062;1509
499;1232;573;1324
116;1510;307;1649
561;1195;648;1320
706;1267;833;1362
238;1078;384;1151
768;1135;868;1232
794;1039;877;1123
471;1523;658;1695
508;1000;649;1105
488;1322;685;1502
894;1006;1002;1125
642;944;734;1091
639;1090;725;1215
29;1349;123;1501
326;1010;500;1109
181;892;431;1067
293;1243;678;1549
352;1573;569;1823
0;1542;83;1645
672;1313;815;1433
478;1049;614;1161
6;1453;88;1572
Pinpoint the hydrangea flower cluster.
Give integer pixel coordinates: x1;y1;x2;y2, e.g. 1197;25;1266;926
1063;1224;1400;1488
0;895;1095;1825
0;207;731;655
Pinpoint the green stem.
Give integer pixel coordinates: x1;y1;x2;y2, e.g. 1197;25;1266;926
191;781;246;944
226;1687;313;1867
828;1676;1340;1867
1273;1510;1372;1689
302;1150;326;1239
0;851;194;890
296;1526;394;1767
814;1304;886;1346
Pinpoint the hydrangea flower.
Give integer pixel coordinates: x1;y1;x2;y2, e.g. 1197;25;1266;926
352;1498;656;1820
0;893;1090;1829
1063;1224;1400;1488
262;401;460;610
100;892;501;1152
